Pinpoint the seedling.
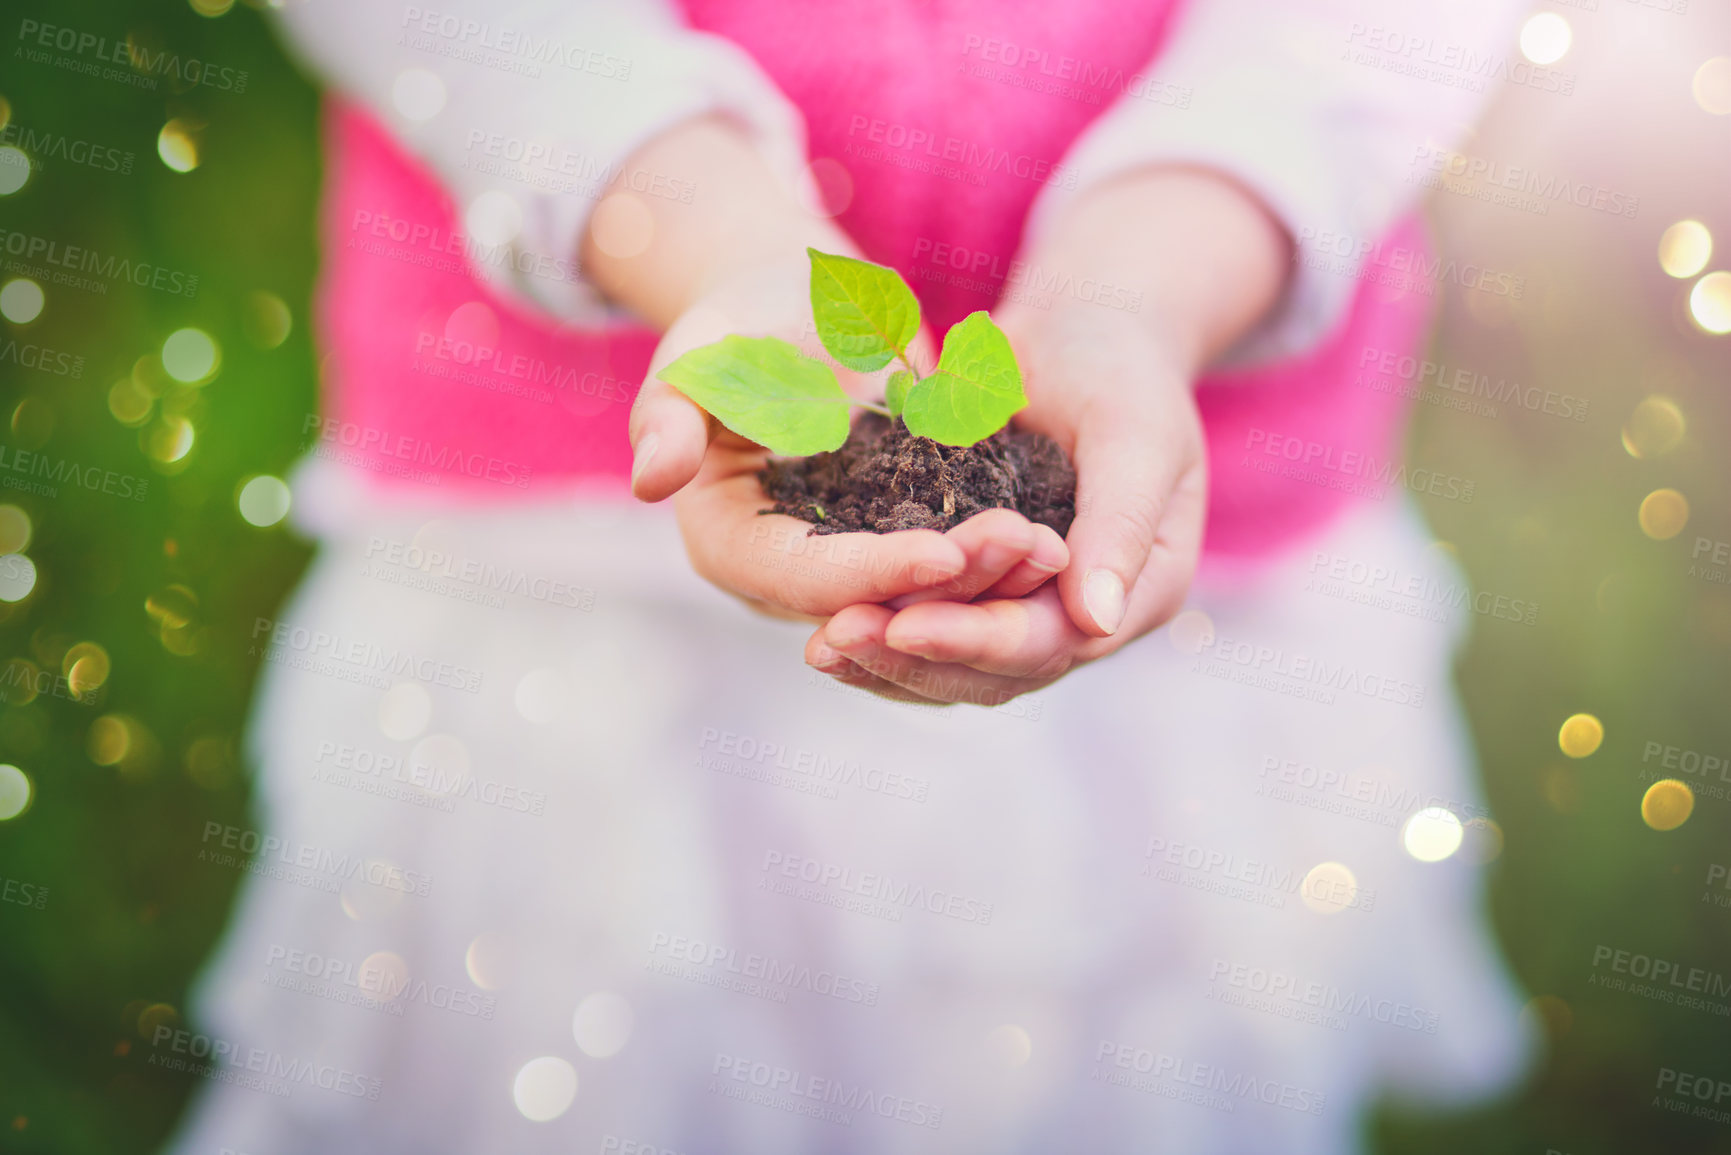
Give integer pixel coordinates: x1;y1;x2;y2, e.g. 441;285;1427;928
657;249;1027;455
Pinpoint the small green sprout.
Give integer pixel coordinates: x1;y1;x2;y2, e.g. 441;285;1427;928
656;249;1026;455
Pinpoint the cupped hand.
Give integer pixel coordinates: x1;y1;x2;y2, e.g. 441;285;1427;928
805;301;1207;703
628;252;1067;622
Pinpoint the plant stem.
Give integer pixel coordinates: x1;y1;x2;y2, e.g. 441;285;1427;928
856;402;894;419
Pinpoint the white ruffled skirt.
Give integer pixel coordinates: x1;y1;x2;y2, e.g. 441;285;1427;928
166;459;1533;1155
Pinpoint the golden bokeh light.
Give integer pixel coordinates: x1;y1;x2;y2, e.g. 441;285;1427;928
1638;488;1689;540
0;659;39;706
108;378;155;427
589;192;654;260
1300;861;1359;914
1693;56;1731;116
1402;807;1464;862
183;734;234;789
1688;270;1731;334
1518;13;1571;65
143;416;196;465
236;475;292;528
189;0;235;15
157;119;200;173
1658;220;1712;279
63;642;112;694
0;764;32;821
161;328;219;384
1558;713;1604;758
0;505;31;554
10;397;53;449
1641;778;1694;831
135;1003;179;1039
87;715;133;766
1620;396;1685;458
0;145;31;196
145;585;199;631
244;291;293;349
0;278;45;324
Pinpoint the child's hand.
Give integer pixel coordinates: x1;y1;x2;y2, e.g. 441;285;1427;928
586;118;1064;621
801;166;1291;703
804;303;1205;701
631;254;1066;622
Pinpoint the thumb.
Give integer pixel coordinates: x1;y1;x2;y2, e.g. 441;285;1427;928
1058;399;1190;637
627;303;745;502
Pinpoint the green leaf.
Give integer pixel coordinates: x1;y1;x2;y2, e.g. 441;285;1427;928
901;312;1026;446
884;370;914;417
808;248;921;372
658;334;852;456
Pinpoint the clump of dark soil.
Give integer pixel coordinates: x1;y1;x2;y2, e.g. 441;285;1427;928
759;413;1076;536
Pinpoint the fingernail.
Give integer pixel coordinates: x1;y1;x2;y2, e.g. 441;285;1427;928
1023;559;1062;575
891;636;936;659
1083;568;1126;635
630;433;660;490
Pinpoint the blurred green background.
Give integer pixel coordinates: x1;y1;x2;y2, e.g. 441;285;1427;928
0;2;1726;1153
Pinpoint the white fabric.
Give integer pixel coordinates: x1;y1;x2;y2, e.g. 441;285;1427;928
166;464;1533;1153
271;0;813;321
1020;0;1531;366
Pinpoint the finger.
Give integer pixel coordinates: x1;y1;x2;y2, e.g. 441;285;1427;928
1059;397;1193;638
882;586;1088;679
885;508;1038;608
822;605;1036;706
627;373;713;502
679;461;968;617
805;630;943;705
981;522;1069;600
